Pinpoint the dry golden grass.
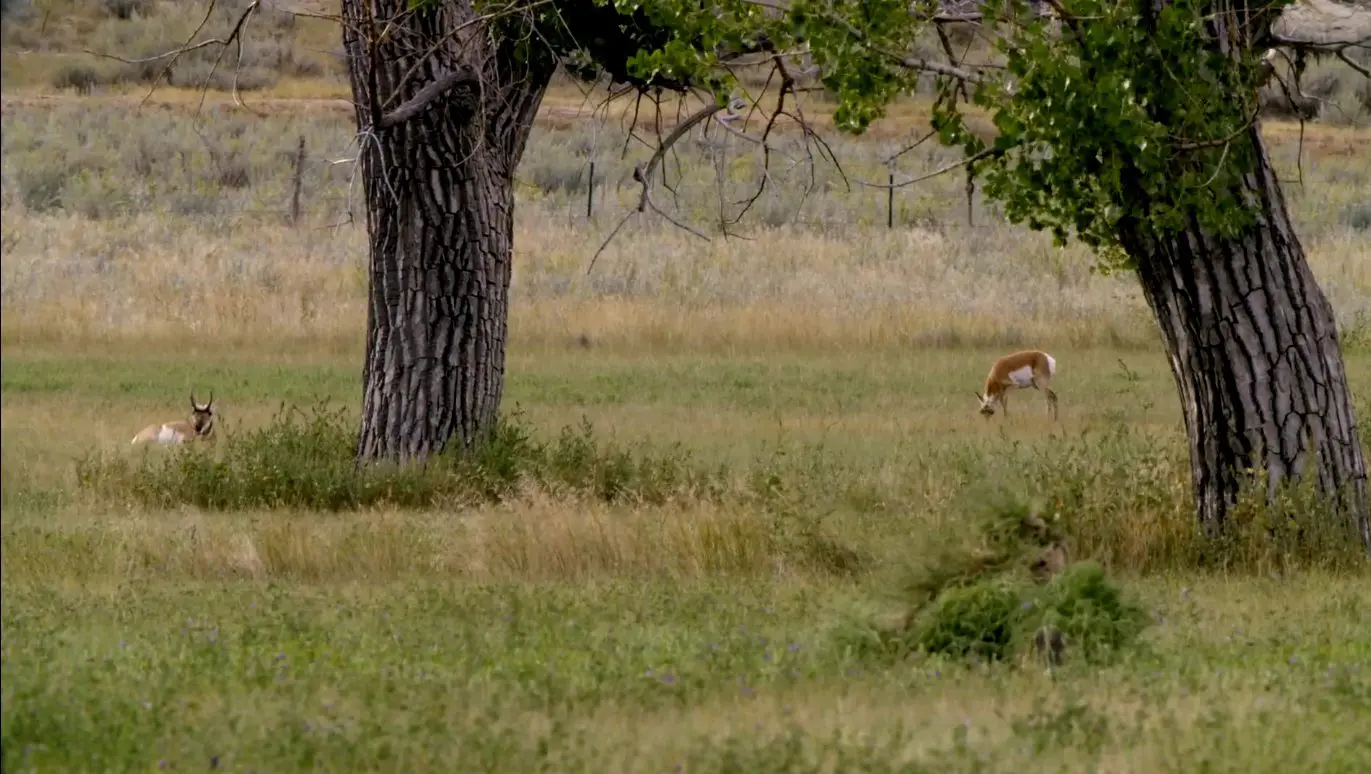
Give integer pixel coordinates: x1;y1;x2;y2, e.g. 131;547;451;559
3;100;1368;357
2;494;801;585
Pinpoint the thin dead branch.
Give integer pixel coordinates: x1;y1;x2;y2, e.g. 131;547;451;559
853;147;1000;191
588;102;725;273
83;0;260;113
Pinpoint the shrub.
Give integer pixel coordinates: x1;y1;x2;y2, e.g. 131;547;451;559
1028;562;1150;663
76;402;722;511
1342;202;1371;232
527;160;602;196
14;165;73;213
840;485;1151;668
912;579;1024;661
51;65;103;94
101;0;153;20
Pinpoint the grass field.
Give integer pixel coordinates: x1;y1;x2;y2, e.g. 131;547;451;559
4;3;1371;770
5;347;1371;772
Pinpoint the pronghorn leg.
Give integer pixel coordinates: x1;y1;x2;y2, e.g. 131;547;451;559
1033;377;1059;421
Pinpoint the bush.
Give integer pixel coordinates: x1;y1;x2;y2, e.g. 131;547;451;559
1029;561;1150;663
51;65;104;94
838;486;1151;668
1342;202;1371;232
101;0;153;20
913;579;1024;661
76;402;721;511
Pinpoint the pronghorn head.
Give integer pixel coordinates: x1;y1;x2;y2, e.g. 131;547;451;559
189;391;216;437
974;391;997;417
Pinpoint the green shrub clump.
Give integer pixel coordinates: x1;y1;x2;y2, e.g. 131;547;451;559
840;488;1151;668
77;402;718;511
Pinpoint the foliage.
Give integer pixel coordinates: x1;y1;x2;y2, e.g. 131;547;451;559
1032;561;1152;661
970;0;1287;268
76;402;722;511
838;485;1152;666
516;0;1302;272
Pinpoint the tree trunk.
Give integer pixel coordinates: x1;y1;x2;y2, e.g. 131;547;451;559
340;1;554;461
1124;124;1370;548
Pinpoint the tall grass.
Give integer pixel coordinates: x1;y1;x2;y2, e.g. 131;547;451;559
55;395;1371;578
3;102;1369;354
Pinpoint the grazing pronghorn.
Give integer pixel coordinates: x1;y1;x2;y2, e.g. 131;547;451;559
131;392;217;445
974;350;1058;420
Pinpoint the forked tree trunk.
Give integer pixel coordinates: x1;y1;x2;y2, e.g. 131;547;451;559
341;0;554;460
1124;124;1370;548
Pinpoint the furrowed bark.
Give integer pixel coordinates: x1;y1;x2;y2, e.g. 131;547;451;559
342;0;554;461
1125;122;1370;548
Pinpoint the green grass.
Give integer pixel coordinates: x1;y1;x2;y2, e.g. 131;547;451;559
3;27;1369;767
4;577;1370;772
4;349;1371;771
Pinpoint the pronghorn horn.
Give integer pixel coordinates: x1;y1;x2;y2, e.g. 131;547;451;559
206;390;214;409
190;392;198;409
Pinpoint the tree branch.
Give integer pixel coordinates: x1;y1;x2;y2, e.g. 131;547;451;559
1172;100;1263;151
852;147;1001;191
588;102;725;272
1337;47;1371;78
1267;0;1371;52
378;67;481;128
83;0;260;112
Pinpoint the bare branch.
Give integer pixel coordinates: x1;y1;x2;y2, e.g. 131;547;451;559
884;128;940;164
728;54;801;226
1268;0;1371;52
588;102;725;273
896;54;986;83
852;147;1000;191
1172;101;1263;150
378;67;481;128
83;0;260;112
1337;46;1371;78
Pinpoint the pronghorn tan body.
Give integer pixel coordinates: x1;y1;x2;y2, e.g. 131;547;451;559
975;350;1058;420
132;392;217;445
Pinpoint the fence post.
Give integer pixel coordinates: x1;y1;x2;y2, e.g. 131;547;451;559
587;161;596;218
965;169;977;227
887;161;895;229
290;134;306;227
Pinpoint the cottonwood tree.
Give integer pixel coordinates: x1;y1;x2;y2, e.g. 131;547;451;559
311;0;1368;546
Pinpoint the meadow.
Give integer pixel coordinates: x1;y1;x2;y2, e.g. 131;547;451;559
4;3;1371;771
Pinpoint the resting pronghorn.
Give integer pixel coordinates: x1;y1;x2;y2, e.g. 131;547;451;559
131;392;217;445
974;350;1058;420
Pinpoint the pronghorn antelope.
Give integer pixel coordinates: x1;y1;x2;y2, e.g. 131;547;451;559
131;392;217;445
974;350;1058;420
